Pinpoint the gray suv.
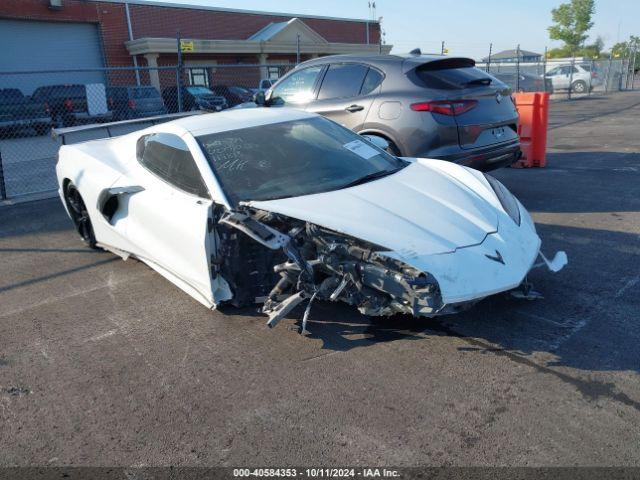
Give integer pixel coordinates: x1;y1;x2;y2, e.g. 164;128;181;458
261;54;520;170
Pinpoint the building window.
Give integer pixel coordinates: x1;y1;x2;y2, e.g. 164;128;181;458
188;68;210;87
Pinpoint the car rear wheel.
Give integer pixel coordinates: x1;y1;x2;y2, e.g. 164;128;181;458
572;80;587;93
64;183;98;249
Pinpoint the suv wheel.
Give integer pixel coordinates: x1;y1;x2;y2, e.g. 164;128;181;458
386;141;401;156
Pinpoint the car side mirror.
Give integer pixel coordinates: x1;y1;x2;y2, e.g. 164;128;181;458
361;134;390;152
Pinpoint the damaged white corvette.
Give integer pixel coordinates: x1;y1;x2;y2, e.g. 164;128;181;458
56;109;567;331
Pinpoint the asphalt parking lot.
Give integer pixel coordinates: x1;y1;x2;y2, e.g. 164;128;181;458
1;91;639;467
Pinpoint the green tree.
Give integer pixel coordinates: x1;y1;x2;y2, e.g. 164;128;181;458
548;0;596;53
611;35;639;58
609;36;640;71
546;36;603;59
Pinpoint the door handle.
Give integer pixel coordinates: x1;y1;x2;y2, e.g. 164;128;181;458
345;104;364;113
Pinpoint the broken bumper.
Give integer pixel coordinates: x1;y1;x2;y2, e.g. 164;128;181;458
382;210;566;306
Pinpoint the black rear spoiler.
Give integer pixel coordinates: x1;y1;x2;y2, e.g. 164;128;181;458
51;111;203;145
402;56;475;74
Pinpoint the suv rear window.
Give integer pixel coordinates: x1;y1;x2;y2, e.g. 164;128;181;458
415;59;492;90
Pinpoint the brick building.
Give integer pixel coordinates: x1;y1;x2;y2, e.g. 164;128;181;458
0;0;390;92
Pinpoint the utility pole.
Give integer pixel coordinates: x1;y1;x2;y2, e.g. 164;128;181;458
296;34;300;64
124;2;140;86
486;43;492;72
631;41;638;90
441;41;445;55
606;50;614;92
516;44;521;92
568;52;576;99
365;1;370;45
543;46;548;92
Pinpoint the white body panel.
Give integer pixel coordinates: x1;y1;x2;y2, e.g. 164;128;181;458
251;158;542;305
55;108;562;317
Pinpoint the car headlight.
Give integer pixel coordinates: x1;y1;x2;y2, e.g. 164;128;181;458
483;173;521;226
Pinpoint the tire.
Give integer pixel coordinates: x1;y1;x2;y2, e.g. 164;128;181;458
571;80;587;94
35;124;50;136
386;140;401;157
64;183;98;249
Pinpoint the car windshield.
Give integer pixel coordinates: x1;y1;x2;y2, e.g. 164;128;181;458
197;116;406;204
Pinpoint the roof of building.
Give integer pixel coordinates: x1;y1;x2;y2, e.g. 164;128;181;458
91;0;376;23
483;49;542;61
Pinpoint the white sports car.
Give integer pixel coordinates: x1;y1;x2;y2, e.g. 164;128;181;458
56;109;567;331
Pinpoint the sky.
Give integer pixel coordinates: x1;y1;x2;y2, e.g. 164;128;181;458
143;0;639;59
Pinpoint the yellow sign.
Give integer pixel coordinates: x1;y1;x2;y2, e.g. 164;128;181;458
180;40;194;53
443;48;449;54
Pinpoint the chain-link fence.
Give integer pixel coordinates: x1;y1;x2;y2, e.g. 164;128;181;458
0;54;637;202
0;63;294;201
477;55;635;99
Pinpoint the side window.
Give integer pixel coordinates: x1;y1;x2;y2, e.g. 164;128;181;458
317;64;369;100
360;68;384;95
270;65;323;105
136;133;209;198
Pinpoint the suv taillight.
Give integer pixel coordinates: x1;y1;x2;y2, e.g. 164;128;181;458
128;98;136;109
410;100;478;116
63;98;74;111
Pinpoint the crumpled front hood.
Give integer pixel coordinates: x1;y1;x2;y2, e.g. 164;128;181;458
248;160;499;257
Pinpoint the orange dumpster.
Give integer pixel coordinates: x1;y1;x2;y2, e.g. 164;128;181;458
512;92;550;168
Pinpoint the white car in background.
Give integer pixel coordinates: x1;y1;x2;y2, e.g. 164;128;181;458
55;109;567;332
545;64;602;93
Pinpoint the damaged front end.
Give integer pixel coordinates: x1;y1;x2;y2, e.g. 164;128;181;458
217;207;470;333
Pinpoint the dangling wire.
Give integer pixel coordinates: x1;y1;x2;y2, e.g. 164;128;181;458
301;291;319;335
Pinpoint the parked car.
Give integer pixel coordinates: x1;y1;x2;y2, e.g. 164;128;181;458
545;64;601;93
259;54;521;171
55;108;567;332
0;88;51;135
210;85;254;107
106;86;167;120
31;84;113;127
491;72;553;93
162;86;228;113
259;79;275;90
